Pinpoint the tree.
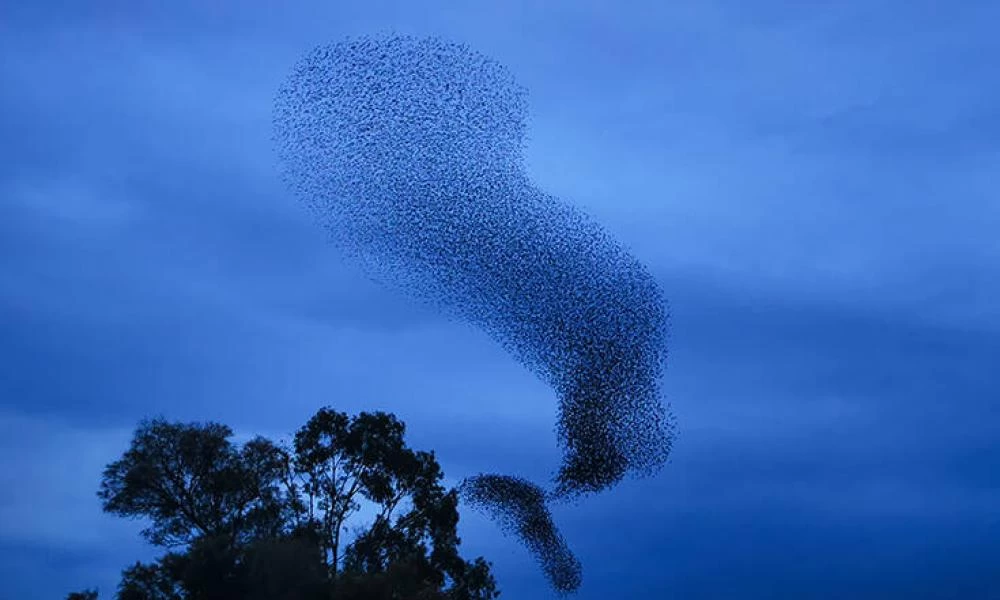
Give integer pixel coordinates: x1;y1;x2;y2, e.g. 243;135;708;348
90;408;499;599
98;422;290;549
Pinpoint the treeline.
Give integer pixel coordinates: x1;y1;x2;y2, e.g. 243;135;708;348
67;408;499;600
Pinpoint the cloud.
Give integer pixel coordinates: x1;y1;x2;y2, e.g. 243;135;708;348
3;1;1000;598
0;412;137;547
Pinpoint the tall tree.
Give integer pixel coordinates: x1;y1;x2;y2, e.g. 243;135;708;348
92;408;499;600
98;421;290;549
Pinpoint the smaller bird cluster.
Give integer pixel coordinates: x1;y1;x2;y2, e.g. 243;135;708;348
461;475;582;594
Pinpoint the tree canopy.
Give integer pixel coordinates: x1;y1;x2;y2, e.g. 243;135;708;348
72;408;499;600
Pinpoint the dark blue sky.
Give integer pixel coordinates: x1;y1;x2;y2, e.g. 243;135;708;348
2;1;999;598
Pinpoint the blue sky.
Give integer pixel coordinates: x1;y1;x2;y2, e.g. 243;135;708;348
2;1;999;597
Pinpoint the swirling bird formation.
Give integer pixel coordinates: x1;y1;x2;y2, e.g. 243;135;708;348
273;35;673;593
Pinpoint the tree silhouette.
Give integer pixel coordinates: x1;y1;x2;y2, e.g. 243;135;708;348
86;408;498;599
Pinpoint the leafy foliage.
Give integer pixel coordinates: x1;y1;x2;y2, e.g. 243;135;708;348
87;408;499;600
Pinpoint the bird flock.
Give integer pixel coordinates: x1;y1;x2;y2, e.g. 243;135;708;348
273;34;673;593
